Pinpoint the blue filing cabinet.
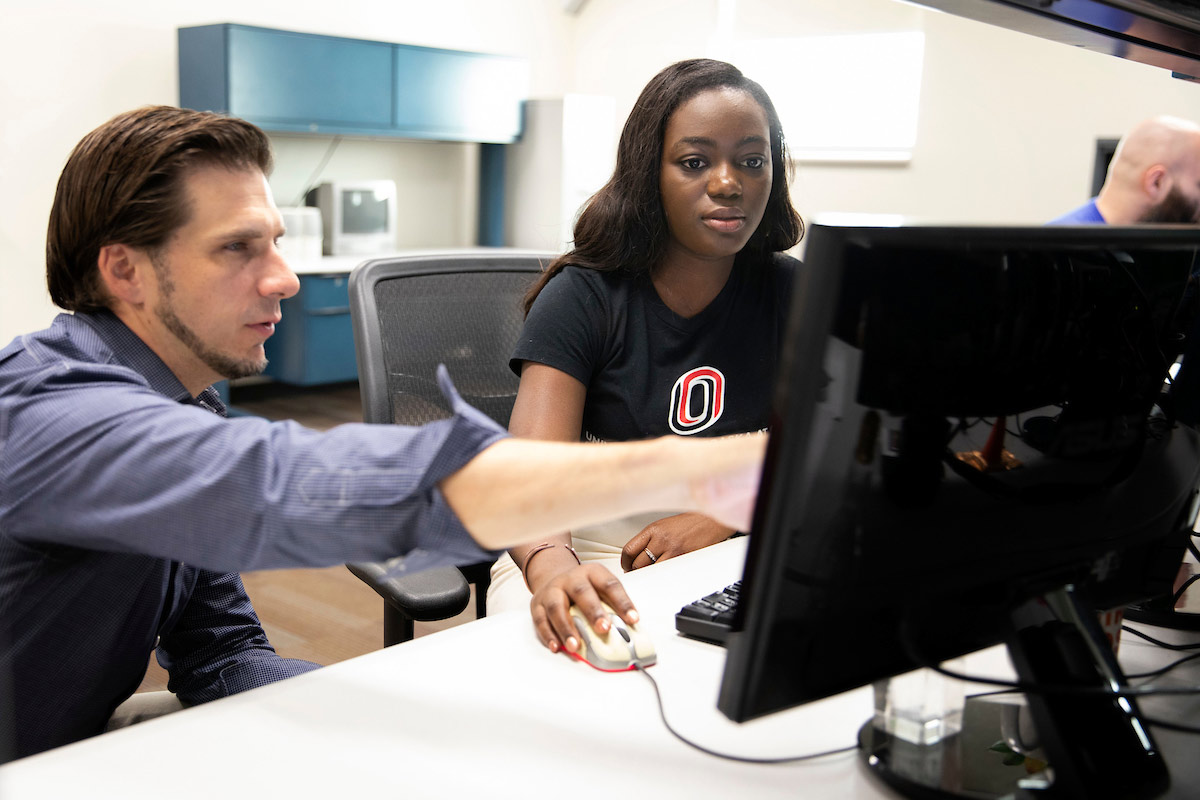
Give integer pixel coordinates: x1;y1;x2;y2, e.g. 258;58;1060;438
392;46;525;141
263;273;357;386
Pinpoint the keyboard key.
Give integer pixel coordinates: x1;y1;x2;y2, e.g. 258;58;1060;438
675;581;743;645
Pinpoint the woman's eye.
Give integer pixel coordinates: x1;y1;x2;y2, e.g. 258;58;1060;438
744;156;766;169
682;157;706;170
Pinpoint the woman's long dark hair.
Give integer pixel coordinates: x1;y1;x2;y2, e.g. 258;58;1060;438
523;58;803;314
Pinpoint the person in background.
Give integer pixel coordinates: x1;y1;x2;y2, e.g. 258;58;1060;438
0;105;767;763
1051;115;1200;225
488;59;802;656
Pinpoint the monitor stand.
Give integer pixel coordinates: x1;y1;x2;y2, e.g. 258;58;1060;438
858;586;1169;800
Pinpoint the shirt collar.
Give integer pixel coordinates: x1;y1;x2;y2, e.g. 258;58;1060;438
73;310;227;415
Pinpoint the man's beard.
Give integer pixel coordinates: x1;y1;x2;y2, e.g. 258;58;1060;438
1140;186;1200;224
152;254;268;381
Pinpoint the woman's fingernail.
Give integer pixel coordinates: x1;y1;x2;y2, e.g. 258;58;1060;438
566;636;579;652
628;610;640;624
548;640;559;653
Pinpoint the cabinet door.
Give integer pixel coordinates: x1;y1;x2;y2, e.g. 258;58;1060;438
394;46;527;142
228;27;394;132
264;274;358;385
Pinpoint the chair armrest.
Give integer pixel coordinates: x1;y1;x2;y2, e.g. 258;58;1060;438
345;561;471;620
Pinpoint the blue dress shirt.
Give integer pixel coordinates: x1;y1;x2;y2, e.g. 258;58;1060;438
1048;198;1107;225
0;311;505;761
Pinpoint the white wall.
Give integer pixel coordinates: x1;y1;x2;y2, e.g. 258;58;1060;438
569;0;1200;228
4;0;1200;344
505;95;617;252
0;0;574;343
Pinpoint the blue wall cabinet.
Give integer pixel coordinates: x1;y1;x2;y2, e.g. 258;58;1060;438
179;23;527;142
392;47;525;141
263;274;358;386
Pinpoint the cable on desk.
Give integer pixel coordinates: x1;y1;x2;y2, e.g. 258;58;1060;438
1124;650;1200;681
1121;625;1200;651
965;688;1022;701
1139;716;1200;736
926;660;1200;698
633;665;858;765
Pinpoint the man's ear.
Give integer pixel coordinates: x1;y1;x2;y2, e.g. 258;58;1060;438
96;244;149;306
1142;164;1171;204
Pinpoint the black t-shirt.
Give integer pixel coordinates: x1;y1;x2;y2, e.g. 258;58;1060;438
510;252;798;442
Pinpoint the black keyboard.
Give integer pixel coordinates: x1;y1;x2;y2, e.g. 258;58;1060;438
674;581;741;645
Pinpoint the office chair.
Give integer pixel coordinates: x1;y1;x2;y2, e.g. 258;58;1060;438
345;249;555;646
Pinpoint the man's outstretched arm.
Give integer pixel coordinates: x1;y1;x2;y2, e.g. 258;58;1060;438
439;432;766;551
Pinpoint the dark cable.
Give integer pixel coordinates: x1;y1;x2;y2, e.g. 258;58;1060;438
1124;650;1200;680
927;660;1200;697
1140;716;1200;736
966;688;1022;701
633;665;859;764
960;688;1200;737
1110;251;1174;382
292;135;343;207
1171;573;1200;606
1120;625;1200;651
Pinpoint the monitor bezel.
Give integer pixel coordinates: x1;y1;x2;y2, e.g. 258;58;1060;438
718;220;1200;725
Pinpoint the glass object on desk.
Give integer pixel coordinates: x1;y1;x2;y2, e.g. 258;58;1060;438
872;660;966;746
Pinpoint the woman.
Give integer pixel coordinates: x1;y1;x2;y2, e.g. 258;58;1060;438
489;58;803;655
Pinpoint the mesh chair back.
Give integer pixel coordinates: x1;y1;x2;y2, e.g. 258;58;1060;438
349;250;556;427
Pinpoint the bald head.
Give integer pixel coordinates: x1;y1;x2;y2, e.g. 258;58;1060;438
1097;115;1200;224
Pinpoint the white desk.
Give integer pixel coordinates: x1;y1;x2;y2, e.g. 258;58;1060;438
1;539;1197;799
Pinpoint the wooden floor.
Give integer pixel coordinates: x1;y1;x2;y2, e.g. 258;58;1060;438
137;379;478;692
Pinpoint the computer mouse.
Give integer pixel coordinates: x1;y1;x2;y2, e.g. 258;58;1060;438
566;603;656;672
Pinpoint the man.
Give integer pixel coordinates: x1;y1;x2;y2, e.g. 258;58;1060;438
1051;115;1200;225
0;106;765;762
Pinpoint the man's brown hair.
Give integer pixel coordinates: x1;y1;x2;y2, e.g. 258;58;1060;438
46;105;273;312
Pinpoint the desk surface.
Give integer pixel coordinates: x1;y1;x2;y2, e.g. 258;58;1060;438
2;539;1197;799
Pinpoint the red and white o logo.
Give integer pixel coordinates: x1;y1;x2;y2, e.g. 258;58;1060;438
669;366;725;435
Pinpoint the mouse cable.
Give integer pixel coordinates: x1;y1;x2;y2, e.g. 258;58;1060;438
632;665;858;765
1120;625;1200;651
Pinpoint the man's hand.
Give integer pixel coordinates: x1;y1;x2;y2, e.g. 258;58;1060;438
621;513;734;571
687;442;763;533
442;431;766;550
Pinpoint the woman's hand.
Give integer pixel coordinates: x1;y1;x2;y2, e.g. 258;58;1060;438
621;513;734;571
528;563;638;654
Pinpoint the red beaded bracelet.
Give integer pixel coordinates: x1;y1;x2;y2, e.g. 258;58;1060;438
521;542;580;592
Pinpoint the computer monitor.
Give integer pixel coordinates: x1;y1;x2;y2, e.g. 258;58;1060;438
718;220;1200;799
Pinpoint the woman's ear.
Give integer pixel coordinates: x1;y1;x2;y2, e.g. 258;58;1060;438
96;243;149;306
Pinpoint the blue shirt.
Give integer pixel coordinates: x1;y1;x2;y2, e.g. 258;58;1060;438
1048;198;1107;225
0;311;506;760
